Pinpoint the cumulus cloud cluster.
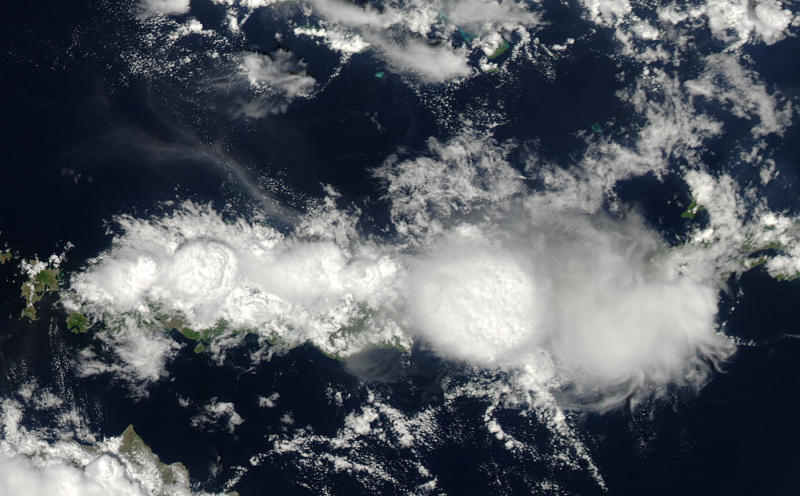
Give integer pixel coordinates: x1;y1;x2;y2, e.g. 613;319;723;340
405;215;732;397
237;50;316;117
64;130;743;407
137;0;541;83
77;0;800;411
141;0;191;16
191;399;245;433
703;0;795;45
77;323;181;396
65;201;409;365
0;453;148;496
581;0;797;46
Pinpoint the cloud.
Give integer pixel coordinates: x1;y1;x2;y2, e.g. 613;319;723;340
65;201;409;359
257;389;441;492
310;0;394;28
62;0;800;408
369;37;472;83
66;151;738;409
237;50;317;117
373;135;522;242
0;454;149;496
77;322;181;396
684;53;793;138
258;393;279;408
140;0;191;16
406;236;543;365
303;0;535;82
191;399;245;433
440;0;540;27
404;212;733;401
703;0;795;45
0;398;198;496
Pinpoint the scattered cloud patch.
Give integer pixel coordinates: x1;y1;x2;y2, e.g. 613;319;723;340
77;323;181;397
191;399;245;433
238;50;316;117
140;0;191;16
258;393;279;408
703;0;795;45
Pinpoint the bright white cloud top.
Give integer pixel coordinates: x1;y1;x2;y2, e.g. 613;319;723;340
63;147;749;408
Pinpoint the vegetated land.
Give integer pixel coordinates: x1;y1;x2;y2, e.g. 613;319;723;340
21;268;60;321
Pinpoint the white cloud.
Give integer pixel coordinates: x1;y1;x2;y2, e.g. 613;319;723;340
406;236;543;365
404;213;733;397
257;389;440;492
369;37;472;82
579;0;632;26
62;0;800;414
295;0;537;82
0;398;198;496
257;393;279;408
238;50;316;117
66;201;409;360
67;153;738;408
441;0;540;28
192;399;244;433
373;135;522;242
702;0;794;45
684;53;792;138
140;0;191;16
77;322;181;396
0;454;148;496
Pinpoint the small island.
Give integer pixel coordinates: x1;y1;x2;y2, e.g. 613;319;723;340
20;266;60;321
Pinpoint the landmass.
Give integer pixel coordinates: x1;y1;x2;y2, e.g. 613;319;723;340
681;199;704;220
488;39;510;60
20;266;60;321
79;425;240;496
118;425;191;491
66;311;91;333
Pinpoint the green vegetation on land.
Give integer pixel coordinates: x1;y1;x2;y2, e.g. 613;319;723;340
119;425;190;492
20;267;60;321
488;39;510;59
681;199;705;220
67;312;91;333
179;319;229;342
0;250;12;264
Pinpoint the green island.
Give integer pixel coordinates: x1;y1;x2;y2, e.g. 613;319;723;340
145;303;408;361
55;294;414;361
20;267;60;321
117;425;239;496
0;250;12;264
488;39;510;60
681;199;705;220
119;425;189;490
66;311;91;333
